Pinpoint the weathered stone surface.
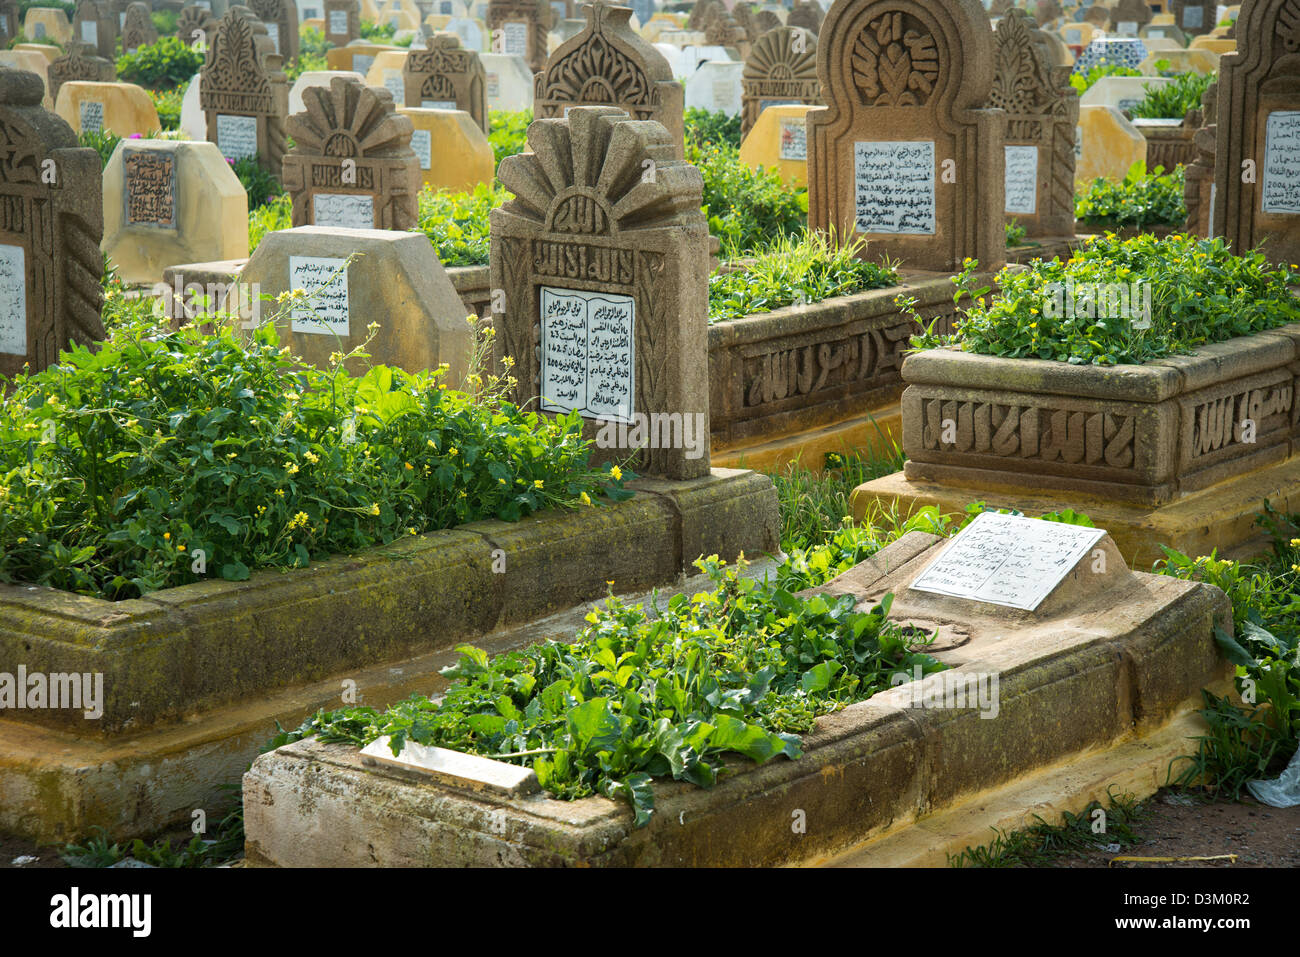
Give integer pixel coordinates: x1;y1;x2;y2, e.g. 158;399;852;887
1185;80;1216;236
1059;20;1099;48
533;4;684;158
324;40;396;73
24;6;72;44
0;68;104;379
102;138;249;284
46;41;115;104
1075;104;1146;184
249;0;299;60
120;1;156;52
739;102;813;187
0;0;18;46
1080;75;1173;114
1141;20;1189;44
287;68;364;113
487;0;548;71
785;0;822;35
991;10;1078;238
72;0;115;58
55;80;160;137
806;0;1005;273
492;107;709;479
1109;0;1153;35
324;0;360;45
177;3;218;45
740;25;819;138
397;105;494;192
1172;0;1216;35
403;30;487;130
200;10;290;176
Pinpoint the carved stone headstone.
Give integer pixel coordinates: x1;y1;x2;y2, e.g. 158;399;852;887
324;0;360;46
754;9;782;34
121;1;158;53
687;0;720;31
200;10;290;176
1184;80;1215;237
402;30;487;131
741;26;819;139
806;0;1005;272
785;0;822;35
705;11;748;55
72;0;115;59
177;3;218;44
1211;0;1300;266
47;41;116;103
1034;0;1064;28
731;2;758;42
283;76;419;230
486;0;547;72
534;4;684;158
1172;0;1216;36
0;69;104;378
1109;0;1153;36
0;0;18;47
250;0;298;61
990;9;1077;237
491;107;710;480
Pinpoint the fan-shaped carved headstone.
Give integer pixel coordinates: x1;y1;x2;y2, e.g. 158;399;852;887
0;69;104;378
283;76;419;230
121;1;157;53
491;107;710;480
403;30;487;131
534;4;684;158
741;26;819;138
48;42;116;103
806;0;1006;272
200;10;290;176
786;0;822;35
688;0;720;31
990;9;1077;237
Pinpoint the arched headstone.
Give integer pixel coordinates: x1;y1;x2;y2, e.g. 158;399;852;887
741;26;818;138
200;10;290;176
403;31;487;130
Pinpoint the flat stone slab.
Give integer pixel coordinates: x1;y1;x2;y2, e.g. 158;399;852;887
360;737;540;796
243;530;1231;867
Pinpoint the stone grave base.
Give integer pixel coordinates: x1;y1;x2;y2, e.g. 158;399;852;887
852;455;1300;568
711;402;902;475
0;470;779;843
242;530;1230;867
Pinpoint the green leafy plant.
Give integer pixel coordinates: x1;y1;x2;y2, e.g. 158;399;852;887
413;183;509;267
684;107;743;150
115;36;205;91
1069;62;1143;96
1075;161;1187;228
232;155;285;211
1005;220;1028;248
78;128;123;169
689;138;808;255
909;233;1300;366
1129;70;1215;119
150;9;178;36
488;108;531;167
276;555;947;826
708;233;898;322
149;86;183;131
286;25;331;79
248;193;292;252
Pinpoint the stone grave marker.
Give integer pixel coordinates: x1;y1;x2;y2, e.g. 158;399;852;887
177;3;218;44
704;10;748;56
1212;0;1300;266
47;41;116;104
684;58;743;114
24;7;73;44
324;0;359;45
785;0;821;35
326;41;396;74
120;1;157;53
739;101;813;186
55;80;160;136
486;0;547;72
753;9;782;34
1075;103;1145;184
363;48;411;101
534;3;684;158
240;225;472;379
806;0;1005;272
1109;0;1152;36
1184;79;1216;237
1189;34;1238;53
0;69;104;378
403;31;487;131
990;9;1077;237
72;0;115;59
491;106;710;480
0;0;18;46
396;105;494;192
103;138;249;283
1172;0;1215;35
687;0;718;31
249;0;299;60
480;51;533;109
1034;0;1064;27
289;69;363;112
179;72;206;138
741;25;818;139
1080;74;1173;113
1058;19;1098;48
200;10;290;176
445;14;484;50
1140;21;1188;44
283;76;419;230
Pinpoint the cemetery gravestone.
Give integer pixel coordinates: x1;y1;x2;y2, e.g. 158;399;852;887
200;10;290;176
24;7;73;44
403;31;487;131
1034;0;1064;27
1172;0;1215;35
324;0;359;46
480;51;534;109
704;10;748;56
785;0;822;35
739;102;814;186
1075;103;1145;184
445;15;485;50
55;80;160;136
1080;74;1173;113
177;3;218;44
486;0;547;72
687;0;719;32
120;1;157;53
806;0;1006;273
492;106;710;480
0;0;18;46
72;0;115;59
753;9;782;34
397;105;494;192
1184;80;1216;237
741;25;819;139
250;0;299;61
283;76;420;230
684;59;743;114
990;10;1077;237
1108;0;1153;36
1211;0;1300;267
534;3;684;158
102;138;249;283
1140;21;1188;44
0;69;104;378
288;69;363;112
47;41;116;104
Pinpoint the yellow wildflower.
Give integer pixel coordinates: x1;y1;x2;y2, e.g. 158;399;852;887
610;465;622;481
369;503;380;515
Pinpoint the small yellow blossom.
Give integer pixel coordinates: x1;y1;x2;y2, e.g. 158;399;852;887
533;479;544;489
177;544;185;552
164;532;171;540
580;491;592;506
449;447;458;456
275;489;285;497
405;462;414;470
285;462;299;475
304;451;319;464
369;503;380;515
609;465;622;481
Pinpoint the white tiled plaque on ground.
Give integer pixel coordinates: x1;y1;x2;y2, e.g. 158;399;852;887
1262;110;1300;215
216;113;259;160
1004;145;1038;215
779;117;807;160
539;286;635;423
909;511;1107;611
411;128;432;169
79;100;104;134
854;140;935;234
0;244;25;356
289;255;350;336
312;192;375;228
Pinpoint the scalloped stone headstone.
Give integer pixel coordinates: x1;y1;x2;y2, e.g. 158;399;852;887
741;26;819;138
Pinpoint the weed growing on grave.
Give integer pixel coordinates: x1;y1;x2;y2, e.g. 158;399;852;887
488;108;532;167
232;156;286;211
908;233;1300;366
684;107;742;150
78;128;123;169
707;233;897;322
412;183;509;267
1129;70;1215;120
151;9;178;36
149;86;183;131
0;305;631;599
689;137;808;255
286;26;330;79
772;445;903;553
61;798;245;868
1068;62;1143;96
1075;161;1187;228
248;193;293;251
115;36;205;91
1005;220;1028;248
279;555;947;826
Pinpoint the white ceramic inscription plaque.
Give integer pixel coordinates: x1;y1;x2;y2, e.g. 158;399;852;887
503;20;527;56
1004;145;1038;215
421;99;458;109
329;9;348;33
81;20;97;44
854;140;935;234
79;100;104;134
289;256;350;336
216;113;259;160
909;511;1107;611
1262;110;1300;215
411;129;432;169
312;192;375;228
779;117;806;161
0;244;25;356
539;287;634;423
